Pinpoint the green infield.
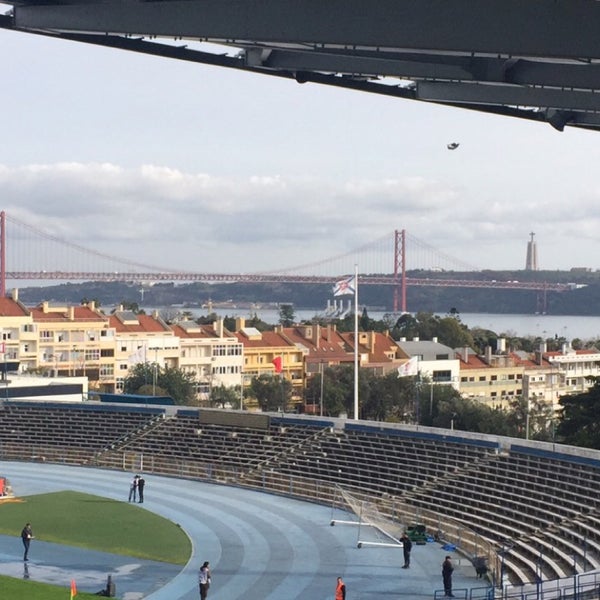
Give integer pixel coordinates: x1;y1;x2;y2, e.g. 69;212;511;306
0;491;191;565
0;575;101;599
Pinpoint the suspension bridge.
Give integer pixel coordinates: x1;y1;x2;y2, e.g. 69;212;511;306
0;211;571;313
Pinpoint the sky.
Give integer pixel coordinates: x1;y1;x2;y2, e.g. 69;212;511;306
3;17;600;276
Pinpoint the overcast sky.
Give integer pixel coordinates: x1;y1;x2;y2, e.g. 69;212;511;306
2;19;600;276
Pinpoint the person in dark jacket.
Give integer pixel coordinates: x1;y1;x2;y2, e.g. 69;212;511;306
21;523;34;561
401;532;412;568
137;476;145;503
442;555;454;597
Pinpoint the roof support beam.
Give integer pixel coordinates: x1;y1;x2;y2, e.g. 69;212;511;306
13;0;600;60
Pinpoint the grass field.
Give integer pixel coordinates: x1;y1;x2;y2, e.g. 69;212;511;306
0;490;192;598
0;575;103;599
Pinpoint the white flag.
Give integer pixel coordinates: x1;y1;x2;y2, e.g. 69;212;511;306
398;356;419;377
128;345;147;365
333;275;356;296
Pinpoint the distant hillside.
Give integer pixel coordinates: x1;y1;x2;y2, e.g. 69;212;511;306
12;270;600;316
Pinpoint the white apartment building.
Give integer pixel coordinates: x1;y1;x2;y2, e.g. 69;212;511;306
171;319;243;401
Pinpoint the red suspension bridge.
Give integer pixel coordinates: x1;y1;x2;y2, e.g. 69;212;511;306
0;211;571;313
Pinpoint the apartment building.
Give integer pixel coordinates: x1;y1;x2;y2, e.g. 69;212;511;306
31;299;116;390
457;346;525;409
0;291;35;372
234;317;305;399
396;338;460;389
110;308;179;393
171;319;243;401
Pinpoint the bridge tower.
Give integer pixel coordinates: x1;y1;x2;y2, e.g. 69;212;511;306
392;229;406;313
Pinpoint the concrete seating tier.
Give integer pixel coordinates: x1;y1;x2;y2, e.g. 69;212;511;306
3;403;600;588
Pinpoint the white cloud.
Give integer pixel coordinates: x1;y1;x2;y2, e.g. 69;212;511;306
3;159;600;274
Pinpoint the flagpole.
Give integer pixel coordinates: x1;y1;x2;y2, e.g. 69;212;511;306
354;263;359;421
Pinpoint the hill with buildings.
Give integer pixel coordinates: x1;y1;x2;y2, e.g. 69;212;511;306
12;269;600;316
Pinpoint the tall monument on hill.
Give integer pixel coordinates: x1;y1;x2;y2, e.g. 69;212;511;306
525;232;538;271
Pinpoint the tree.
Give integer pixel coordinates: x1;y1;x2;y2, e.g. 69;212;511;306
81;297;101;308
112;301;144;314
249;374;292;411
210;384;240;409
360;370;417;421
556;378;600;448
123;362;196;405
278;304;296;327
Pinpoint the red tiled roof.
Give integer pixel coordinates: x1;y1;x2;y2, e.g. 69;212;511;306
30;304;106;322
108;314;168;333
234;330;294;349
171;323;231;339
0;297;29;317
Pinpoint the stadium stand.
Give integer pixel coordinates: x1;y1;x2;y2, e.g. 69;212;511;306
2;400;600;593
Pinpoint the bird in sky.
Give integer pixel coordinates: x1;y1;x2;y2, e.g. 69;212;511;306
447;142;460;150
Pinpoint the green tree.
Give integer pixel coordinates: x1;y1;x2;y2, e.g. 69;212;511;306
556;378;600;448
210;384;240;409
123;363;196;405
112;301;144;314
249;374;292;411
360;370;417;421
81;297;101;308
303;365;355;417
278;304;296;327
391;313;419;340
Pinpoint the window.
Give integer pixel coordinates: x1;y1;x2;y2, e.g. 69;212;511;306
479;376;486;382
85;349;100;361
433;370;451;382
119;364;128;371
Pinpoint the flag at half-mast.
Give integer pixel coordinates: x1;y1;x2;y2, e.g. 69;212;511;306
333;275;356;296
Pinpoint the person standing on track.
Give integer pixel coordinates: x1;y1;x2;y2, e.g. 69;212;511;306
137;475;145;503
199;561;211;599
442;555;454;597
21;522;34;561
128;475;139;502
401;532;412;568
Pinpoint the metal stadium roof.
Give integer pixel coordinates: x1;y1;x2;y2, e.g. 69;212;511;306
2;0;600;131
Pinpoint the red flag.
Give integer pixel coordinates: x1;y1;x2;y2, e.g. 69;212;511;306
272;356;283;373
70;579;77;599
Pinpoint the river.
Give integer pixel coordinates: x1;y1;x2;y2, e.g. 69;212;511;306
146;306;600;341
